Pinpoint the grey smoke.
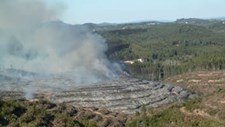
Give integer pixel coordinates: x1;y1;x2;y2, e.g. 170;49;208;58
24;86;34;100
0;0;122;98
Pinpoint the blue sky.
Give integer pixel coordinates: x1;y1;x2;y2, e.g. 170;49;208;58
46;0;225;24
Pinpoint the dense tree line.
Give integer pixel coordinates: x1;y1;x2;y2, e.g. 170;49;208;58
97;23;225;80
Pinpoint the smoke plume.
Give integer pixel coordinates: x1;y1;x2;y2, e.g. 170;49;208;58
0;0;122;87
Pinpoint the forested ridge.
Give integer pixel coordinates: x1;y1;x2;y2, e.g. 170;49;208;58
92;19;225;80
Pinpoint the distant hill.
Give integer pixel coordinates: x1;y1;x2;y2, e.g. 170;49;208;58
175;18;225;33
176;18;213;26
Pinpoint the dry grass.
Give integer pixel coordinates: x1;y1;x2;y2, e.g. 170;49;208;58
164;70;225;95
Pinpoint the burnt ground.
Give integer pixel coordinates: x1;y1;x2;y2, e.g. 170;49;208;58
0;69;197;114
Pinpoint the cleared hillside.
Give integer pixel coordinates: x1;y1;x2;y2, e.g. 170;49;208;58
1;70;225;127
127;70;225;127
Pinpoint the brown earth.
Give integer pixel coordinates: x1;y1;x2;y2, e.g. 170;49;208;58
164;70;225;95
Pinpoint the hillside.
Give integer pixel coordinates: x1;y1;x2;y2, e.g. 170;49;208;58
91;19;225;80
126;70;225;127
176;18;225;34
1;70;225;127
2;18;225;127
164;70;225;95
0;68;197;114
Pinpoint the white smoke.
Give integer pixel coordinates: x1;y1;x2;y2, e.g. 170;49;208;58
0;0;122;87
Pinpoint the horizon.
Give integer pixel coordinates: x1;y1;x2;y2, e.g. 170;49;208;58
80;17;225;25
45;0;225;24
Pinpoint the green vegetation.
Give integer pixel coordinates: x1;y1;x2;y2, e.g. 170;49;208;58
127;102;223;127
1;91;225;127
127;107;221;127
94;20;225;80
2;19;225;127
183;97;202;111
0;100;82;127
0;99;127;127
